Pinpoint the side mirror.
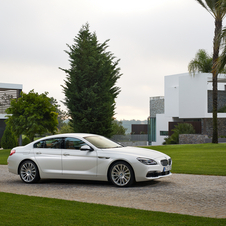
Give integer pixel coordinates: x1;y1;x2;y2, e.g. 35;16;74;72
80;145;92;151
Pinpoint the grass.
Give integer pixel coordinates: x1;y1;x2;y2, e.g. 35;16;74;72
0;192;225;226
142;143;226;176
0;149;10;165
2;143;226;176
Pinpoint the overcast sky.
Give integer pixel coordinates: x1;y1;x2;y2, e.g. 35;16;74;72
1;0;224;120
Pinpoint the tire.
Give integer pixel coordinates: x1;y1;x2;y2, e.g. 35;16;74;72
19;160;40;183
109;161;135;187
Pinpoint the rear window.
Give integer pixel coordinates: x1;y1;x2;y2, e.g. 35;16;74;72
34;138;63;149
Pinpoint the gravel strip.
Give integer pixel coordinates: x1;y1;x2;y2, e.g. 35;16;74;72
0;165;225;218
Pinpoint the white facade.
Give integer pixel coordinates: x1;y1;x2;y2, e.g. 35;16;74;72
151;73;226;145
0;83;23;141
0;82;22;119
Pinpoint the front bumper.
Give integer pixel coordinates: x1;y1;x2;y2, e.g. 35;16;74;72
134;157;172;182
146;170;171;178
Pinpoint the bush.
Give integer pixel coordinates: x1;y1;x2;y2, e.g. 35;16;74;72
112;120;127;136
22;136;31;146
164;123;195;145
1;125;18;149
58;122;74;134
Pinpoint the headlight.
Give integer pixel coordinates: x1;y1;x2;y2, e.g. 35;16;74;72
137;157;157;165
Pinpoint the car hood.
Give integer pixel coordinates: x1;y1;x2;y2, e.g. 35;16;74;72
100;146;169;159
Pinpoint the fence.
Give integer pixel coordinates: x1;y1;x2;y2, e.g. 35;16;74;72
111;134;148;146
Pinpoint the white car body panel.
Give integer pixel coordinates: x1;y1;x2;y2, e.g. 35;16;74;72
7;133;172;185
34;148;62;175
62;149;97;178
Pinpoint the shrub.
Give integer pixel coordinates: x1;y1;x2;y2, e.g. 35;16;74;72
58;122;74;134
164;123;195;145
1;125;18;149
112;120;127;136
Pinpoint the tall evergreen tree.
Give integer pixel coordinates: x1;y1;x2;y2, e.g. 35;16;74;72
1;125;18;149
60;24;122;137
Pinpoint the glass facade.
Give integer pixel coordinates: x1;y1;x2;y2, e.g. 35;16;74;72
148;117;156;145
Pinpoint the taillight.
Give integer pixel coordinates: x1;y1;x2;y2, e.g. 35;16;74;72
9;149;16;156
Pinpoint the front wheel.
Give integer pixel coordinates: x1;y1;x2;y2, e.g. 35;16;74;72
109;161;135;187
19;160;40;183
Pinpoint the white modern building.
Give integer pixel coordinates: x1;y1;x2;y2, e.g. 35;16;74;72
0;83;23;141
149;73;226;145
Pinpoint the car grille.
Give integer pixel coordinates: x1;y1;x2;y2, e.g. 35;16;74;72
146;171;170;178
161;158;172;166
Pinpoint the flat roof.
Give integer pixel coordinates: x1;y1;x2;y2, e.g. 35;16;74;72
0;83;23;91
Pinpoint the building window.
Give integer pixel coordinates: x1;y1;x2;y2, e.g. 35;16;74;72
160;131;168;136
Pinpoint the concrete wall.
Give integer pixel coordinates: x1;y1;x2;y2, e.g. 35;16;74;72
118;141;148;146
111;135;148;146
164;73;226;119
179;74;208;118
164;74;180;117
152;114;172;146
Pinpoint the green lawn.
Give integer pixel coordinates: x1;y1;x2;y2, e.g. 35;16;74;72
2;143;226;175
0;149;10;165
143;143;226;176
0;192;225;226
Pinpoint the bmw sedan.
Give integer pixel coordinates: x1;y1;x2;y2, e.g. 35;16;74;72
7;133;172;187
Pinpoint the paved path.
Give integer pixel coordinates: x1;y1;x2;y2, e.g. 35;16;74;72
0;165;225;218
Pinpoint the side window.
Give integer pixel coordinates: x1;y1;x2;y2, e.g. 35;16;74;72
34;140;45;148
34;138;63;149
64;137;86;150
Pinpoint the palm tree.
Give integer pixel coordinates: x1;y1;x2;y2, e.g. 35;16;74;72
188;49;212;75
217;27;226;70
188;49;226;74
196;0;226;143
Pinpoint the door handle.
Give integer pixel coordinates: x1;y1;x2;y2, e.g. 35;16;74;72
36;152;42;154
63;153;70;156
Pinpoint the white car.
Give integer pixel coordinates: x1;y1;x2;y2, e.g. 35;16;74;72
7;133;172;187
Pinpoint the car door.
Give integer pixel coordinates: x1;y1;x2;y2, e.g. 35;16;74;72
62;137;97;179
34;137;63;176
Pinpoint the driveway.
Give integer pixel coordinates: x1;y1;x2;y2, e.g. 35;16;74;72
0;165;225;218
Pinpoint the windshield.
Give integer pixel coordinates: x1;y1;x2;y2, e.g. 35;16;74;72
84;136;122;149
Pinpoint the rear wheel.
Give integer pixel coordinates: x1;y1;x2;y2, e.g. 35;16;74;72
109;161;135;187
19;160;40;183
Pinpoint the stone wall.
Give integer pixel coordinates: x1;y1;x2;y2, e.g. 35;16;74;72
150;96;164;117
201;118;226;137
179;134;208;144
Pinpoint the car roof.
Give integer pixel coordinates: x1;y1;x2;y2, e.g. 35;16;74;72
38;133;98;140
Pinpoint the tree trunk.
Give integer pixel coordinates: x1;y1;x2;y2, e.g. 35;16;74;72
212;18;222;144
